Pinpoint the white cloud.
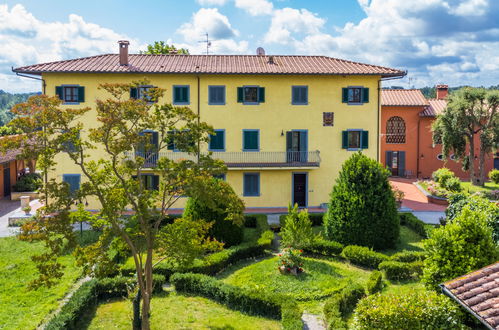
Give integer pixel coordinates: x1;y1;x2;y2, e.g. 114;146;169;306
0;4;140;92
197;0;228;6
449;0;489;16
264;8;325;45
234;0;274;16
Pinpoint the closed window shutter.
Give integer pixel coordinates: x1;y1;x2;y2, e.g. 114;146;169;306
77;86;85;102
399;151;406;177
302;87;308;103
361;131;369;149
174;87;181;103
56;86;63;100
210;131;224;150
341;131;348;149
244;174;251;195
386;151;393;168
342;88;348;103
63;174;80;194
244;174;259;196
152;175;160;191
362;88;369;103
244;131;258;150
237;87;243;102
208;86;215;104
183;87;189;103
130;87;138;99
258;87;265;103
292;87;298;104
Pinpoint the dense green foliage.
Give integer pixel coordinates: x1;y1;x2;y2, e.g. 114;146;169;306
389;250;426;263
325;152;399;249
489;169;499;184
446;193;499;243
341;245;389;269
352;290;465;329
279;213;324;227
302;240;343;256
366;270;383;295
141;41;189;54
432;168;455;184
280;204;318;249
423;207;498;288
378;260;423;281
323;283;365;329
0;125;22;136
12;173;42;192
0;90;34;125
399;212;434;238
170;273;302;329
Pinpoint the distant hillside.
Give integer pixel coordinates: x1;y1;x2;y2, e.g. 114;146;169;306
419;85;499;99
0;90;37;126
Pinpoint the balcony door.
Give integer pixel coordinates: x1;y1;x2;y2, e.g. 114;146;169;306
286;130;308;163
138;130;159;167
3;167;10;197
292;173;307;207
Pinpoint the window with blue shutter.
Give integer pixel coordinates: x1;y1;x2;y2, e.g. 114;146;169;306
208;86;225;105
243;130;259;151
57;85;84;104
238;86;265;104
63;131;79;153
342;130;369;150
342;87;369;105
243;173;260;196
62;174;81;195
209;130;225;151
292;86;308;105
173;85;190;104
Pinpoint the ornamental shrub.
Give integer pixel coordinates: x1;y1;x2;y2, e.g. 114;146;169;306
399;212;434;238
442;176;462;192
423;206;498;289
432;168;455;186
280;204;318;249
389;250;426;263
378;260;423;281
323;283;365;329
352;290;465;329
489;168;499;184
446;193;499;244
324;152;399;249
12;173;42;192
366;270;383;295
341;245;388;269
302;240;343;256
184;178;245;247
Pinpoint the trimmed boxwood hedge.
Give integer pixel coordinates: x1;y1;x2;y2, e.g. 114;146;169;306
171;272;302;329
389;250;426;263
323;283;365;330
366;270;383;295
399;213;435;238
302;240;343;256
341;245;389;269
378;260;423;281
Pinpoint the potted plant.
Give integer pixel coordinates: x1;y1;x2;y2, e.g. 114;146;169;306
394;188;405;208
277;247;304;275
22;206;31;215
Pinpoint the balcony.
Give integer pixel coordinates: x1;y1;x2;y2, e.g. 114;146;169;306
126;151;321;169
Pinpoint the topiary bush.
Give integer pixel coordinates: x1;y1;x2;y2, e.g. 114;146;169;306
302;240;343;257
489;168;499;184
432;168;455;186
378;260;423;281
389;250;426;263
12;173;42;192
324;152;399;249
366;270;383;295
323;283;365;329
423;206;498;289
184;178;245;247
399;212;434;238
352;290;465;329
442;176;462;192
280;204;318;249
341;245;389;269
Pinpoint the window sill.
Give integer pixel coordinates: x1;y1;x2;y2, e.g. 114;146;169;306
242;149;260;152
242;102;260;105
173;102;190;106
243;194;260;197
346;102;365;106
291;103;308;106
208;103;226;106
347;148;363;151
63;102;81;105
209;149;226;152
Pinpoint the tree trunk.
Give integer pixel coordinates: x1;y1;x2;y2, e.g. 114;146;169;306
469;136;479;185
478;138;487;187
141;241;154;330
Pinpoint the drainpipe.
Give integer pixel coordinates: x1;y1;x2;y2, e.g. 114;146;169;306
13;69;46;94
377;79;381;161
197;75;200;163
417;117;421;178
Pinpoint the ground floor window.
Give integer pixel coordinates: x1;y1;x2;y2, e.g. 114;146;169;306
243;173;260;196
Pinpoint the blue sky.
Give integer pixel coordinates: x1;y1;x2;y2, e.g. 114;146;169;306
2;0;499;92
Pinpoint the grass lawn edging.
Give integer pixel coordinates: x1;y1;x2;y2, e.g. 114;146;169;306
171;272;302;330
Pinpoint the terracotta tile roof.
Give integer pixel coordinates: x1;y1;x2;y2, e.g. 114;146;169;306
13;54;406;77
420;99;447;117
442;262;499;330
0;148;20;163
381;89;428;107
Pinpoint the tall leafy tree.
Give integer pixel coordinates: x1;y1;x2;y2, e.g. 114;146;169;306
432;87;499;186
141;41;189;55
2;82;229;329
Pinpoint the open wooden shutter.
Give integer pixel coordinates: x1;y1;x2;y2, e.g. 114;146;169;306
130;87;138;99
341;131;348;149
362;88;369;103
258;87;265;103
361;131;369;149
152;175;159;191
56;86;63;100
386;151;393;169
399;151;406;177
237;87;243;103
77;86;85;102
183;87;189;103
342;88;348;103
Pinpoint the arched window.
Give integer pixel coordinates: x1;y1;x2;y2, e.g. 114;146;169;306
386;116;406;144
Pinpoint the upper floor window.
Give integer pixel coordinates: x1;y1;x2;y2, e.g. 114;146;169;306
173;85;190;105
237;86;265;104
56;85;85;104
342;87;369;105
130;85;156;102
243;130;259;151
167;130;196;151
62;174;81;195
209;130;225;151
386;116;406;144
292;86;308;105
208;86;226;105
342;130;369;150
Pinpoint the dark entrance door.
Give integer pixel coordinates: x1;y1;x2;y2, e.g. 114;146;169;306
293;173;307;207
386;151;406;177
3;167;10;196
495;157;499;170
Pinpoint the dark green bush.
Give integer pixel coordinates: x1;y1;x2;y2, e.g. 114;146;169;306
432;168;455;185
389;250;426;263
302;240;343;256
341;245;389;269
323;283;365;329
442;176;462;192
399;212;434;238
12;173;42;192
171;272;302;329
45;280;98;330
352;290;465;329
244;215;257;228
324;152;399;249
489;169;499;184
366;270;383;295
378;260;423;281
184;178;245;247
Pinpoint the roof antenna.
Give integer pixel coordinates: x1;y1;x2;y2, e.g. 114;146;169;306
198;33;212;55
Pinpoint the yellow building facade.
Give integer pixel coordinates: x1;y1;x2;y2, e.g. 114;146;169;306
14;44;405;211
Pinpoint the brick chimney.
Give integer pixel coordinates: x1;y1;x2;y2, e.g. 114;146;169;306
436;84;448;100
118;40;130;66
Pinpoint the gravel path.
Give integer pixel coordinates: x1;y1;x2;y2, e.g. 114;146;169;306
302;313;326;330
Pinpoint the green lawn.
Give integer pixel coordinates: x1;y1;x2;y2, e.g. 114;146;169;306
0;237;81;329
381;226;424;256
78;292;280;330
461;181;499;194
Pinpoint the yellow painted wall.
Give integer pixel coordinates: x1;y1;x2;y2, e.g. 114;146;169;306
43;73;381;210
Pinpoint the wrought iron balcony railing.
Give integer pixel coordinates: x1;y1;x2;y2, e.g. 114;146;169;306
125;151;321;168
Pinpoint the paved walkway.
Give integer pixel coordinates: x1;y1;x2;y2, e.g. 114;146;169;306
0;198;43;237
